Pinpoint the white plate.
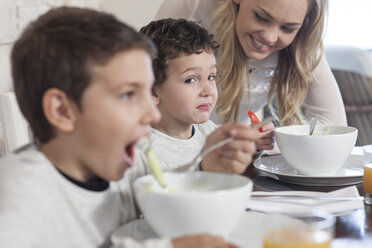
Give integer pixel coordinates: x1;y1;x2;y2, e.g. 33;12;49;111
253;154;365;186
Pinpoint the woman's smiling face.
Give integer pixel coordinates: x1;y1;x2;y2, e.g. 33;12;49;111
233;0;309;60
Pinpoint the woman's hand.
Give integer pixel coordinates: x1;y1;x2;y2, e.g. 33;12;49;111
172;234;237;248
200;124;260;174
255;121;275;151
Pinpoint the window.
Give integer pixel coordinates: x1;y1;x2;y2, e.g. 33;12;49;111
324;0;372;50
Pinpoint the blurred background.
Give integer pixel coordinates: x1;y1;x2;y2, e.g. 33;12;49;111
0;0;371;155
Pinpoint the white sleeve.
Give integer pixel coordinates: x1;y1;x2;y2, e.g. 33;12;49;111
0;212;35;247
302;54;347;125
0;169;42;247
111;237;173;248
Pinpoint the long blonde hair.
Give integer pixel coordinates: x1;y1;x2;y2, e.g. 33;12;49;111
210;0;328;125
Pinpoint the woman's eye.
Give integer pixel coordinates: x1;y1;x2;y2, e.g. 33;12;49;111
185;77;197;84
121;91;134;100
254;12;269;23
208;75;216;81
281;26;296;34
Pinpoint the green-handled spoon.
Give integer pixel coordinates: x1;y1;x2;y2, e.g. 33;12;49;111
145;147;167;188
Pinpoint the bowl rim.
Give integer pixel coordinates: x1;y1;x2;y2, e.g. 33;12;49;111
275;124;357;136
133;171;253;197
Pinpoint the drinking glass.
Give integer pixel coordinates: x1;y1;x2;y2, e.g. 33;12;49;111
262;212;335;248
363;145;372;205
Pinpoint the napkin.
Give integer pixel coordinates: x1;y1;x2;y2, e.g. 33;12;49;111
247;186;364;216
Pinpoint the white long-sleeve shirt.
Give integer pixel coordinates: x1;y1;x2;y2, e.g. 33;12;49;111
0;144;172;248
155;0;347;126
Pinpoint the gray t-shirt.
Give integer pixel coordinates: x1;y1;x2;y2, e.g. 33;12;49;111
0;144;172;248
134;120;218;174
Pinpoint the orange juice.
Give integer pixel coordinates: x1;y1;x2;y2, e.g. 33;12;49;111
263;229;331;248
364;163;372;193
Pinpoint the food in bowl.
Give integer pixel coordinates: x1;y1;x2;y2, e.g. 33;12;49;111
275;124;358;175
133;171;253;237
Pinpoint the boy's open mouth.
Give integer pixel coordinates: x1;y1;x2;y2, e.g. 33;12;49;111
124;143;135;166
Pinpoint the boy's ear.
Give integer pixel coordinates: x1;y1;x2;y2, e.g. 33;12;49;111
152;86;160;105
42;88;76;133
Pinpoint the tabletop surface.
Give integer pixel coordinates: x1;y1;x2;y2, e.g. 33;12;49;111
115;163;372;247
244;166;372;248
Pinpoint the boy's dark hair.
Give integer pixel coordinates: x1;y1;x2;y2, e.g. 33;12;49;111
11;7;156;144
140;18;219;85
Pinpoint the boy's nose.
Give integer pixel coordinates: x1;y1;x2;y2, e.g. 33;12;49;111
199;80;215;97
150;103;161;124
144;96;161;125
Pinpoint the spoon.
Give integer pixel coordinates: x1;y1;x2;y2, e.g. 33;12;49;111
309;117;317;135
145;147;167;188
178;136;235;172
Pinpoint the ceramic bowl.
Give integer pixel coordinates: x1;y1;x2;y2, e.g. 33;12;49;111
133;171;253;237
275;124;358;175
363;144;372;162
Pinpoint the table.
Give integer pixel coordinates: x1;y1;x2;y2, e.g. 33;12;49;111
114;166;372;247
244;166;372;248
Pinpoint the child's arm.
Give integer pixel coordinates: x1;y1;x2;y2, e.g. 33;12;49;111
200;124;261;174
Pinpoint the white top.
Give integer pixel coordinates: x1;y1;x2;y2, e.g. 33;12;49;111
0;144;172;248
155;0;347;126
134;120;218;173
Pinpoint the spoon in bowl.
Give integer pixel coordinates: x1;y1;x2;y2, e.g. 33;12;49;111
309;117;317;135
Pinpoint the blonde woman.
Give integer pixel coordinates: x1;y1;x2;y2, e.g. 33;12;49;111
156;0;347;151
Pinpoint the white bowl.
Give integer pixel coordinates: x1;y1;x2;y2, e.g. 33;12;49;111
363;144;372;162
275;124;358;175
133;171;253;237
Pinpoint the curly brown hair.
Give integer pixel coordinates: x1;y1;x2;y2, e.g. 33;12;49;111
140;18;219;85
